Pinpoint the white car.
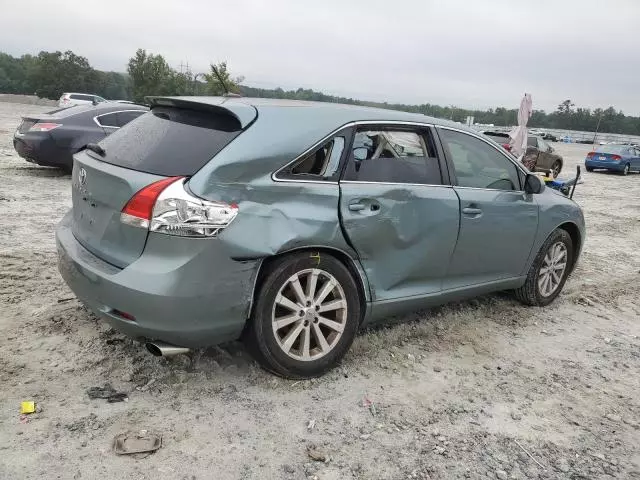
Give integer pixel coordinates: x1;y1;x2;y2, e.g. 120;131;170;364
58;93;107;108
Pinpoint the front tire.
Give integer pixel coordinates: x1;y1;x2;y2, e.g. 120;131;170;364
515;229;574;307
246;252;361;378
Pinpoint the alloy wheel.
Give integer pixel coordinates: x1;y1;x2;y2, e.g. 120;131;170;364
537;242;568;297
271;269;347;361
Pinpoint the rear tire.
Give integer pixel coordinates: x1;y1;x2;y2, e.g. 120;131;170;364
551;161;562;178
586;166;594;172
246;252;361;378
514;229;574;307
622;163;630;176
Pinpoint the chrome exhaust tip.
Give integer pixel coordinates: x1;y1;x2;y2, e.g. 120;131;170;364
145;341;190;357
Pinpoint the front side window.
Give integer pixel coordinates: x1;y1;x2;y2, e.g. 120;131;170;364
538;138;550;151
439;129;521;191
342;128;442;185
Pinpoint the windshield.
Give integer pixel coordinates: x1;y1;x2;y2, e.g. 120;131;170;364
595;145;629;154
97;107;243;176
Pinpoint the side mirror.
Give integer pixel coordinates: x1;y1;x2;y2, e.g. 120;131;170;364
353;147;368;161
524;173;544;194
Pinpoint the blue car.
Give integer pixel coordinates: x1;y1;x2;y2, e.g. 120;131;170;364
585;144;640;175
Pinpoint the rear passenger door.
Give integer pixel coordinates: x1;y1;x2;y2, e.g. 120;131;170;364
437;127;539;288
339;124;460;301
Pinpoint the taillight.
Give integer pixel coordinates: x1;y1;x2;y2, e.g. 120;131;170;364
121;177;238;237
29;122;62;132
502;143;512;151
586;152;595;158
120;177;183;229
611;154;622;161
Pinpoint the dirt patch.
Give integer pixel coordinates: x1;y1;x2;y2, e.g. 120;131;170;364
0;102;639;479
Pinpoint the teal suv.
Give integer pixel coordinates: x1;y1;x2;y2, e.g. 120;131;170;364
56;97;585;378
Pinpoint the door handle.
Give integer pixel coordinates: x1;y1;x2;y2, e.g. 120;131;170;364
462;207;482;215
348;202;366;212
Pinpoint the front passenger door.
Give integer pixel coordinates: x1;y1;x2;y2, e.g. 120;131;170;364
437;128;539;289
339;125;460;302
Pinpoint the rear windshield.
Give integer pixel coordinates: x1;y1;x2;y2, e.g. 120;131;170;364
595;145;629;154
97;107;243;176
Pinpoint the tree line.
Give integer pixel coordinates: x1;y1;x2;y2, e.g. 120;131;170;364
0;49;241;103
1;49;639;135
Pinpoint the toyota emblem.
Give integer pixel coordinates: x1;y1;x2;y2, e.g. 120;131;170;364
78;167;87;186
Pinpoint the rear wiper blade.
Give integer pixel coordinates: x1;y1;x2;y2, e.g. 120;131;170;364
86;143;105;156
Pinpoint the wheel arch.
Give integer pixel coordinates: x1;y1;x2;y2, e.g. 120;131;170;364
246;246;370;326
557;221;581;273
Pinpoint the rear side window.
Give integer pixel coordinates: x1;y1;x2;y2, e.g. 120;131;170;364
97;107;242;176
116;110;145;127
527;137;537;147
96;112;118;127
276;136;346;180
342;128;443;185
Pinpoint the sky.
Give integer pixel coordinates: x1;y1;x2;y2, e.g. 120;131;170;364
2;0;640;114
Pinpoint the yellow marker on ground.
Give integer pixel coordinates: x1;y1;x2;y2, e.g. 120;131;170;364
20;401;35;414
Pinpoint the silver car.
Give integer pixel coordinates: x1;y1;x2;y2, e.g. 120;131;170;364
58;92;107;108
56;97;585;378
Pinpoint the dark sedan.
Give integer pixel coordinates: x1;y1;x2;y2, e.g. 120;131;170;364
13;103;148;171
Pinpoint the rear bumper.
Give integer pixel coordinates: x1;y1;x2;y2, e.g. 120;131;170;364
585;159;625;171
13;134;73;168
56;211;260;348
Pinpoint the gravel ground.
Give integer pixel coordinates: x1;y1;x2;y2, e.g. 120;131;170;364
0;102;639;480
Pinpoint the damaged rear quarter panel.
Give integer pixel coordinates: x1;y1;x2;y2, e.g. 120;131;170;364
215;178;353;259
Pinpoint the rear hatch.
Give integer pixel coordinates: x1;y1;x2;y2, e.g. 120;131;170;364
71;100;256;268
592;152;620;162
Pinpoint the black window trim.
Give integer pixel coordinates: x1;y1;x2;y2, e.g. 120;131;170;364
435;125;528;193
93;109;146;129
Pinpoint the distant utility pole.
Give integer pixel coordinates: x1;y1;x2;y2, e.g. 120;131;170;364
592;112;603;146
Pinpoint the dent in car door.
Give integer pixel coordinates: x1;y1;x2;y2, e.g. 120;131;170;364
438;127;539;289
339;126;460;302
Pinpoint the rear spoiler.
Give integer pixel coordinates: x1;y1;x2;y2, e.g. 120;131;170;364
145;96;257;129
